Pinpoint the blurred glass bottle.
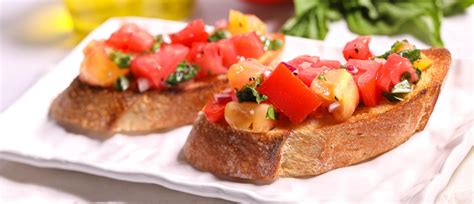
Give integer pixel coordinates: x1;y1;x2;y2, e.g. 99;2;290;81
64;0;194;34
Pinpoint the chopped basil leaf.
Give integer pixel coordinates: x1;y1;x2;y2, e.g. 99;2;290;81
208;30;230;42
269;39;283;51
400;49;421;63
165;61;199;86
376;51;391;59
383;79;413;101
109;51;131;68
151;35;164;52
317;74;326;81
236;75;268;104
115;76;130;91
266;105;278;120
392;79;412;94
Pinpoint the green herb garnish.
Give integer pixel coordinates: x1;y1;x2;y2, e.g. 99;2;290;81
115;76;130;91
317;74;326;81
165;61;199;86
400;49;421;63
236;76;268;104
109;51;131;68
266;105;279;120
151;35;164;52
383;79;413;102
268;39;283;51
208;30;230;42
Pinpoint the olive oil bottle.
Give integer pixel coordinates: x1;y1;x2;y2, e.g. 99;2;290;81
64;0;194;34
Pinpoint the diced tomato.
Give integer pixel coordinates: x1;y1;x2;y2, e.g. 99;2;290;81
106;23;155;53
194;42;227;78
343;36;373;60
287;55;320;69
231;32;265;59
315;60;341;69
217;39;238;67
346;59;382;107
130;44;189;89
170;19;208;47
288;56;340;87
186;42;206;62
130;54;164;88
298;68;327;87
203;100;226;123
376;53;418;92
258;63;322;124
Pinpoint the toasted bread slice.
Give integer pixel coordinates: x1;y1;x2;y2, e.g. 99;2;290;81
49;75;228;138
183;48;451;182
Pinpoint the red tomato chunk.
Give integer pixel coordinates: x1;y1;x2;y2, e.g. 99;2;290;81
258;63;322;123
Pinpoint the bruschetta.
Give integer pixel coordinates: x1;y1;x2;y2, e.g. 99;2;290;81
183;37;451;182
49;10;285;138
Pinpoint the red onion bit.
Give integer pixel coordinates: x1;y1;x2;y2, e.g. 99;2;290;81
328;101;340;113
214;92;233;104
281;62;299;75
346;65;359;75
137;78;151;93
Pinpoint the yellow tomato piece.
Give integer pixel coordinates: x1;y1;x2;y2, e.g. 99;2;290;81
224;101;274;132
228;59;266;90
310;69;359;121
413;52;433;71
227;9;267;35
79;40;129;87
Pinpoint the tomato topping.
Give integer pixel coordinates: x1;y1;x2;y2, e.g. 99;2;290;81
194;42;227;78
258;63;322;123
231;32;265;59
287;55;320;68
287;56;340;87
170;19;208;47
315;60;341;69
346;59;382;107
130;44;189;89
376;53;418;92
186;42;206;62
343;36;373;60
203;100;226;123
217;39;238;67
106;23;155;53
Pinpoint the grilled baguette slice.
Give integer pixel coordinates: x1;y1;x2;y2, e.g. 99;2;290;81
49;75;227;138
183;48;451;182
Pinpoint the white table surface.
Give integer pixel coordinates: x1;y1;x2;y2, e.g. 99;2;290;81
0;0;472;203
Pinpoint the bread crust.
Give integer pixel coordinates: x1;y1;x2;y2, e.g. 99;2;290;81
183;48;451;182
49;75;228;138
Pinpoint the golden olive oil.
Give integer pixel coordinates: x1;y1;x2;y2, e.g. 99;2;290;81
64;0;194;34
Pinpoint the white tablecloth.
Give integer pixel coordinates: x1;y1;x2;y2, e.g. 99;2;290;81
0;0;472;203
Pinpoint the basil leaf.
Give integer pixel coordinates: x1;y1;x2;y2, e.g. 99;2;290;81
391;79;412;94
151;35;164;52
165;61;198;86
109;51;131;68
269;39;284;51
400;49;421;63
266;105;278;120
115;76;130;91
208;30;230;42
317;74;326;81
236;75;268;104
383;79;413;102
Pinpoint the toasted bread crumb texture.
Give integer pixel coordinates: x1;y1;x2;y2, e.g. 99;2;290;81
49;75;228;137
183;48;451;181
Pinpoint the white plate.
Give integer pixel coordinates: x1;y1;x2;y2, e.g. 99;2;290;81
0;18;472;203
